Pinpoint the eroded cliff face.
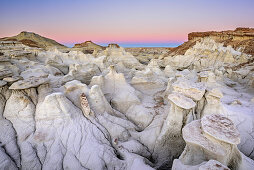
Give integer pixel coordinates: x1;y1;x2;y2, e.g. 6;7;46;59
0;28;254;170
169;27;254;57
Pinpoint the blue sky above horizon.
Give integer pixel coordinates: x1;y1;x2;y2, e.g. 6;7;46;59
1;0;254;47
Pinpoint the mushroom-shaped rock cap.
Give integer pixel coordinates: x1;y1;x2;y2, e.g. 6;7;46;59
9;76;49;90
172;79;206;101
183;120;226;156
168;93;196;109
201;114;240;145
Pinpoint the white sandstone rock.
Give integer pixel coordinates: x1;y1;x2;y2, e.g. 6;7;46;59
179;114;254;170
168;93;196;109
172;79;206;101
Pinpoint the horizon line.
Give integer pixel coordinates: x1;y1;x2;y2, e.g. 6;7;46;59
62;42;184;48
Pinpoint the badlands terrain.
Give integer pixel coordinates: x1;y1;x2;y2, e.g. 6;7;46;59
0;28;254;170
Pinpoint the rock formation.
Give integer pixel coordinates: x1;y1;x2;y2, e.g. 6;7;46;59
169;27;254;56
0;31;66;49
72;41;105;54
0;28;254;170
173;114;254;170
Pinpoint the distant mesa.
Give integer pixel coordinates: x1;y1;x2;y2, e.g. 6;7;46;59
0;31;66;49
74;40;103;48
169;27;254;56
72;41;122;54
188;27;254;41
107;43;120;48
72;41;106;54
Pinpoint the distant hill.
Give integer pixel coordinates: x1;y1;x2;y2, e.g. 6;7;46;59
0;31;66;49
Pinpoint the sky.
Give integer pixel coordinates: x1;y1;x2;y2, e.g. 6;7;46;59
0;0;254;47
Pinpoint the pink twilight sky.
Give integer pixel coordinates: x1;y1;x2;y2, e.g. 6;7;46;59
1;0;254;47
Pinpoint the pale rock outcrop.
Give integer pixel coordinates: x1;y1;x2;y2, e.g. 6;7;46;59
114;61;135;76
63;81;136;141
88;85;137;141
153;93;196;168
172;79;206;101
170;78;206;119
34;92;126;169
175;69;198;81
91;65;141;113
163;38;249;71
45;64;63;76
99;45;143;70
198;70;216;83
125;104;154;129
163;77;176;104
164;65;175;78
4;90;41;169
51;74;75;87
0;120;20;168
88;84;114;115
131;68;167;95
116;146;154;170
62;80;89;109
164;54;195;70
131;113;165;154
20;67;48;79
0;93;20;168
68;63;101;84
185;38;248;69
147;59;164;75
202;88;224;117
178;114;254;170
46;59;69;74
117;139;151;159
